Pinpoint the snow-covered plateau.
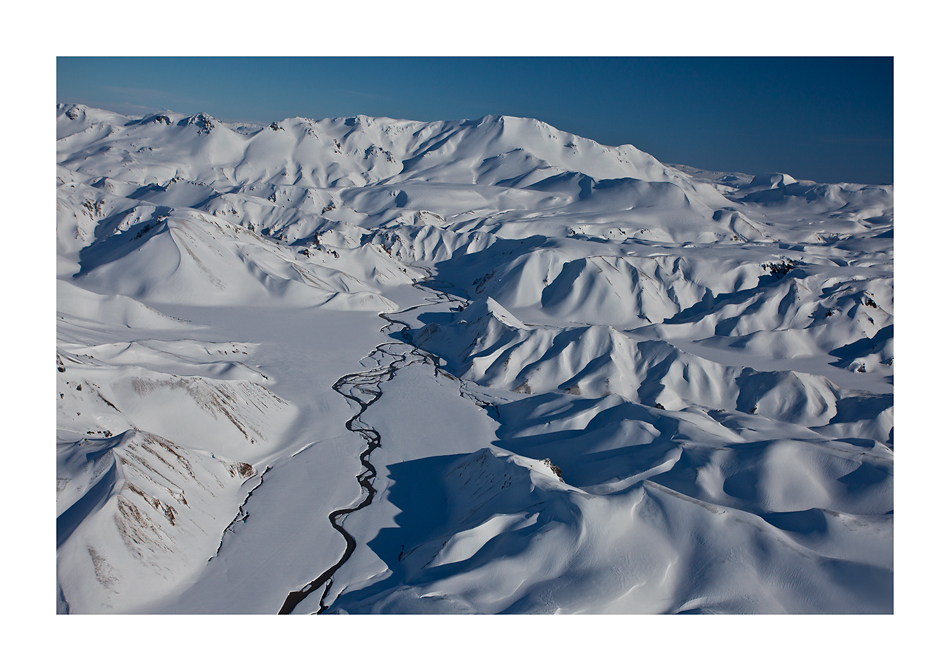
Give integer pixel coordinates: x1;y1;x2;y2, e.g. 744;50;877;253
56;103;893;614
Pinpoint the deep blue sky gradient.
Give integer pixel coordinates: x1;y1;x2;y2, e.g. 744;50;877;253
57;57;893;184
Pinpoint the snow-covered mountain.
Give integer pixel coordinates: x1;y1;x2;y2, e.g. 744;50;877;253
56;103;893;614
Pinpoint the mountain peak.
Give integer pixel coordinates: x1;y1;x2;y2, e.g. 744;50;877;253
750;172;798;189
179;112;219;134
61;103;88;121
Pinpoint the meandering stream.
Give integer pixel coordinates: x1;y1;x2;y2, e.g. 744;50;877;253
278;275;464;614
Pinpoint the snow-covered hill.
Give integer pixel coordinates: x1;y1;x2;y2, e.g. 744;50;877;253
56;103;892;614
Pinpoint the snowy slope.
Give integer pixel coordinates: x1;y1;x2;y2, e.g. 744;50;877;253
56;103;892;614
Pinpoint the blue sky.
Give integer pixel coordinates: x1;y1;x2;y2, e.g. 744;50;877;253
57;57;893;184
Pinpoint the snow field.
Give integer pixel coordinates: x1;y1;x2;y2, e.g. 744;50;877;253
57;103;892;613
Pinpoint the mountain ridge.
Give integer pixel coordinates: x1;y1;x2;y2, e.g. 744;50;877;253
56;103;893;614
